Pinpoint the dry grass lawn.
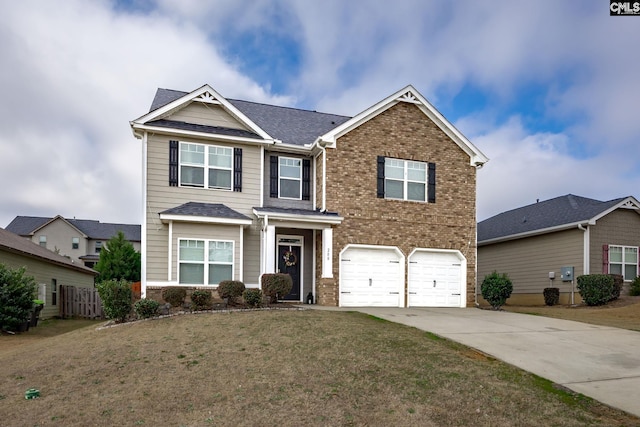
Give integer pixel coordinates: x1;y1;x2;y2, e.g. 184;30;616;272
1;309;638;426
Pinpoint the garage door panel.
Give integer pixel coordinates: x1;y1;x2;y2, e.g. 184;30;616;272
408;250;465;308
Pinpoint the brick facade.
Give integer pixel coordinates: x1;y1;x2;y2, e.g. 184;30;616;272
316;102;478;306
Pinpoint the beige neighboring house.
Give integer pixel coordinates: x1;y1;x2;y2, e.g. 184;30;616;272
477;194;640;305
130;84;488;307
0;227;97;320
6;215;141;268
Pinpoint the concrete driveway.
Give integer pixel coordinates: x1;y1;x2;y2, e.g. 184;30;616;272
318;306;640;418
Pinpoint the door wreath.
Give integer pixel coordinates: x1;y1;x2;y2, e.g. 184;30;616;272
283;250;298;267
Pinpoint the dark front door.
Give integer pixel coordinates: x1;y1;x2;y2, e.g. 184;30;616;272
278;245;301;300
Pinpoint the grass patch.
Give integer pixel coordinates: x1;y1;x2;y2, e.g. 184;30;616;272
0;310;637;426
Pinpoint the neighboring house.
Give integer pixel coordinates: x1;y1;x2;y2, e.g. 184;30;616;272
477;194;640;305
130;84;488;307
0;227;98;319
6;215;141;268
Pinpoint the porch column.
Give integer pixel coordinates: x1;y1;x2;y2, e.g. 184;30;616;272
322;227;333;278
265;225;276;273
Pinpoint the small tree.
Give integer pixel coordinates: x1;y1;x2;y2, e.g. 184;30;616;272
0;264;37;331
96;279;132;322
95;231;141;283
481;271;513;310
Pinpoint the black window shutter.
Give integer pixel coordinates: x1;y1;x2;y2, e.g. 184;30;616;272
169;140;179;186
376;156;385;198
302;159;311;200
233;148;242;192
270;156;278;198
428;162;436;203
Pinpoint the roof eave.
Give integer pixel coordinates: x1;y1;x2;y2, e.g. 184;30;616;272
0;245;98;276
478;220;592;246
252;208;343;225
130;123;274;145
159;213;252;226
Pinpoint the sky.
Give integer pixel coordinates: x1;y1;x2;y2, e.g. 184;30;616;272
0;0;638;228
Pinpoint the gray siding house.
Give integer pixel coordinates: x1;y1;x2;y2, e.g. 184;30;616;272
477;194;640;305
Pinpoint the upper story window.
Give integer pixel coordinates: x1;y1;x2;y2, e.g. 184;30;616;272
169;140;242;191
178;239;234;285
39;235;47;248
608;245;638;281
279;157;302;199
95;241;103;254
72;237;79;249
377;157;435;202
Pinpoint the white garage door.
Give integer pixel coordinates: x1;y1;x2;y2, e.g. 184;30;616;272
408;249;466;308
340;245;404;307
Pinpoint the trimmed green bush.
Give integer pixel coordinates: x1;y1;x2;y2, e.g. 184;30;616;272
543;287;559;306
96;279;133;323
134;298;159;319
162;287;187;307
243;288;263;308
481;271;513;310
576;274;614;306
217;280;245;304
261;273;293;303
0;264;37;332
190;289;212;310
630;276;640;296
609;274;624;301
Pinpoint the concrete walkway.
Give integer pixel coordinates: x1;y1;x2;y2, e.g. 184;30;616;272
308;306;640;418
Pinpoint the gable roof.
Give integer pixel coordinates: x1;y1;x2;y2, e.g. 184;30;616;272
317;85;489;166
478;194;640;244
0;227;97;275
6;216;141;242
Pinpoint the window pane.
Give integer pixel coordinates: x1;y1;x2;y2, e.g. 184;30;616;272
609;246;622;263
624;247;638;263
610;264;622;275
179;240;204;261
209;147;232;168
180;264;204;284
385;159;404;179
181;166;204;186
209;265;233;285
280;178;301;198
385;179;403;199
209;241;233;263
624;264;637;281
280;158;301;178
407;162;426;182
407;182;426;201
209;169;231;189
181;144;204;164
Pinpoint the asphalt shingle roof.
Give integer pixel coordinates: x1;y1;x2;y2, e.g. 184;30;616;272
160;202;251;221
148;88;351;146
5;216;141;241
147;119;262;140
478;194;626;243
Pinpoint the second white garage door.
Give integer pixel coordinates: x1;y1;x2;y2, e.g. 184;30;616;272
408;249;466;308
339;245;404;307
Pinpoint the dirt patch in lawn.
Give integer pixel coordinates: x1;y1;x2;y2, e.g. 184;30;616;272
502;295;640;331
0;309;638;426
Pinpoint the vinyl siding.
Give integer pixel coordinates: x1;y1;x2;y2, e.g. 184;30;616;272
478;228;584;295
589;209;640;275
0;249;95;319
29;219;87;264
167;102;250;131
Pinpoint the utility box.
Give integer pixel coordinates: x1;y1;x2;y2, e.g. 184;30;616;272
561;266;574;282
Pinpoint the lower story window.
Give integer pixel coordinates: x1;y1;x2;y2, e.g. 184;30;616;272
179;239;234;285
609;245;638;281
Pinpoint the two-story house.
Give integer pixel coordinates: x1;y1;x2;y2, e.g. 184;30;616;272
6;215;141;268
130;84;488;307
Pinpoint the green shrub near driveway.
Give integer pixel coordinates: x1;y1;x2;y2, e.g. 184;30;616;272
481;271;513;310
608;274;624;301
576;274;614;306
543;287;560;306
261;273;293;303
0;264;37;332
96;279;133;323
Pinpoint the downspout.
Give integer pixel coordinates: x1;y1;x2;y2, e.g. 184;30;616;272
260;214;269;287
141;131;148;298
318;140;328;212
578;223;589;275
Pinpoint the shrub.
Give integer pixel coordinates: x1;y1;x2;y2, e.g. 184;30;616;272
261;273;293;303
481;271;513;310
609;274;624;301
190;289;212;310
576;274;614;306
543;287;559;306
134;298;159;319
96;279;133;322
630;276;640;296
243;288;263;307
0;264;37;332
162;287;187;307
217;281;245;304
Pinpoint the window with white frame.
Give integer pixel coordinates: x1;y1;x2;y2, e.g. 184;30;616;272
95;241;103;254
39;235;47;248
279;157;302;199
72;237;79;249
179;142;232;190
179;239;234;285
609;245;638;281
384;158;427;201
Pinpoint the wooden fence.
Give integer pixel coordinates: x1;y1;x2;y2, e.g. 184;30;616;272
60;285;104;319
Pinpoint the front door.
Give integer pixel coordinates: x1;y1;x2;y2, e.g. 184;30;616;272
277;243;301;301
